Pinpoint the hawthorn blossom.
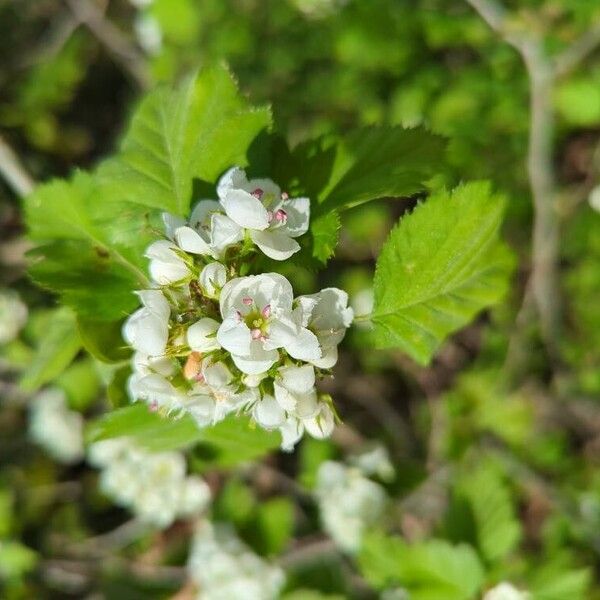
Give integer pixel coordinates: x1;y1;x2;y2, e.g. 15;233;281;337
88;438;211;528
296;288;354;368
29;388;84;464
0;289;28;344
122;290;170;356
217;167;310;260
315;460;387;552
188;522;285;600
217;273;320;374
483;583;530;600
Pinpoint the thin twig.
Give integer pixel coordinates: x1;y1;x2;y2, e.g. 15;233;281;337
0;134;35;197
278;537;338;569
465;0;561;361
554;23;600;78
64;0;150;90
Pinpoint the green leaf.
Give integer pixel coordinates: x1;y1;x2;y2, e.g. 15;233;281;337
555;78;600;127
25;171;152;321
529;560;592;600
316;126;445;214
450;466;521;564
0;541;38;581
87;404;280;461
77;317;131;364
19;307;81;392
56;358;101;411
99;65;271;215
254;497;295;556
359;533;485;600
372;181;514;365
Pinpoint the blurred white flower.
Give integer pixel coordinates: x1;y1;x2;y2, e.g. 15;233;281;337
349;444;394;481
589;185;600;212
88;438;211;528
0;289;28;344
134;13;162;55
29;388;84;464
483;583;530;600
315;460;387;552
188;522;285;600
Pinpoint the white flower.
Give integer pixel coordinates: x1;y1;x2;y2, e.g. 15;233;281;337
216;167;310;260
199;262;228;298
483;583;530;600
217;273;320;374
278;401;335;452
296;288;354;368
0;289;28;344
29;388;84;464
315;461;387;552
88;438;211;529
188;522;285;600
145;240;190;285
187;317;221;353
123;290;171;356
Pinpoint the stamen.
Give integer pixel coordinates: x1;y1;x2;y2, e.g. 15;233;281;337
149;400;158;412
262;304;271;318
274;209;287;223
235;310;242;322
251;188;264;199
281;191;289;200
251;328;262;340
267;210;274;223
242;297;253;306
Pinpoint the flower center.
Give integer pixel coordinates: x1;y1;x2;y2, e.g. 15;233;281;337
242;302;271;341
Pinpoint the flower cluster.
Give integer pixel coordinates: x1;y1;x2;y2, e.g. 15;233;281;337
123;167;353;450
315;457;388;553
187;522;285;600
29;388;84;464
88;438;211;528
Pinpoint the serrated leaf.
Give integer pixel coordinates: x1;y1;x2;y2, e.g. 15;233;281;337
452;466;521;563
372;181;513;364
86;404;280;461
98;65;271;215
316;126;445;214
359;533;485;600
19;307;81;392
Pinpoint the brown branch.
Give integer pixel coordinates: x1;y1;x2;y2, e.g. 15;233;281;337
554;22;600;78
64;0;150;90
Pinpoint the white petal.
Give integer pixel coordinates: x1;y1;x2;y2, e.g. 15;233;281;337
216;316;252;356
231;342;279;375
216;167;248;200
310;345;338;369
137;289;170;319
273;381;297;412
189;199;221;230
202;361;233;389
246;177;281;201
304;403;335;439
279;418;304;452
145;240;189;284
285;327;321;362
264;314;299;351
278;364;315;395
221;189;270;230
210;213;243;254
295;389;319;419
253;394;286;429
123;308;168;356
280;196;310;238
199;262;227;298
175;226;212;255
243;372;268;388
250;229;300;261
293;296;317;328
162;212;186;239
187;318;220;352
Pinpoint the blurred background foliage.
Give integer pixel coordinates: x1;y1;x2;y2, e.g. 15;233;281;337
1;0;600;598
